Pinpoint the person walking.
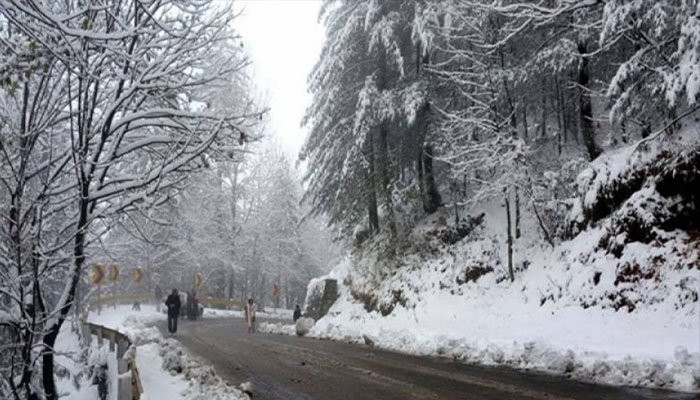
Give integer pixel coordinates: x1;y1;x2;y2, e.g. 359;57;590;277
293;304;301;322
245;298;257;333
165;289;181;334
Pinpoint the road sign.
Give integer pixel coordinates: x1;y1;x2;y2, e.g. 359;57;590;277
194;273;203;289
92;264;106;285
132;267;144;284
109;265;119;282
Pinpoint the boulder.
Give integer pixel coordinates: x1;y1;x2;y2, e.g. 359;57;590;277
295;317;315;336
303;278;339;321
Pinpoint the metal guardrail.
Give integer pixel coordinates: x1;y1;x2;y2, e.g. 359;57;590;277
83;322;144;400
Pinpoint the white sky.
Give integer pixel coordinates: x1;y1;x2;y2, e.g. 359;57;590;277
232;0;325;158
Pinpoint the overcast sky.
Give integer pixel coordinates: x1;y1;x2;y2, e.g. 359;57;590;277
232;0;325;158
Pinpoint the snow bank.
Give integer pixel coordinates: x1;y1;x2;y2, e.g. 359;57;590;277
259;322;296;336
203;307;293;321
54;322;99;400
82;305;249;400
288;136;700;393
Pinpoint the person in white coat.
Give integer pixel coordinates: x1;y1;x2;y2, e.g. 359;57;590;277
245;298;257;333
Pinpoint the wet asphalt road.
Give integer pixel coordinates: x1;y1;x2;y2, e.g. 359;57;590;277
160;317;697;400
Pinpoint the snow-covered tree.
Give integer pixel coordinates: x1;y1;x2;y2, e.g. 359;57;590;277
0;1;263;397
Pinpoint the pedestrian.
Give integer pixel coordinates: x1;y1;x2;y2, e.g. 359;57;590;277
245;298;257;333
293;304;301;322
154;285;163;312
165;289;181;334
187;290;198;320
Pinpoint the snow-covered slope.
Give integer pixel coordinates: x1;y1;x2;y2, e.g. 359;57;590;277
307;134;700;392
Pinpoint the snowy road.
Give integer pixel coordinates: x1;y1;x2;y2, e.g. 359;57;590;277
161;317;695;400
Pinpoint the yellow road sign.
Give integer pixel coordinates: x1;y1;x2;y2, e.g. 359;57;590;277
92;264;106;286
132;267;144;284
109;265;119;282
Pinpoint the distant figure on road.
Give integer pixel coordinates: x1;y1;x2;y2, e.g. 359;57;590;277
245;298;257;333
154;285;163;312
187;290;199;320
293;305;301;322
165;289;181;334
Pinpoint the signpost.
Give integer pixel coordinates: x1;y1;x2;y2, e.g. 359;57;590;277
109;265;119;283
132;267;144;284
92;264;106;314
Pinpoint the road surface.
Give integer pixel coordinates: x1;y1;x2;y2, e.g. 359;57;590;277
161;317;695;400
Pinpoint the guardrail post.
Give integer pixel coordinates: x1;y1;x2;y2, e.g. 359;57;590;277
117;358;128;374
117;375;133;400
85;322;143;400
117;339;128;359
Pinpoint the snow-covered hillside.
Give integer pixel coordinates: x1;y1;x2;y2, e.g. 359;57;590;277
306;134;700;392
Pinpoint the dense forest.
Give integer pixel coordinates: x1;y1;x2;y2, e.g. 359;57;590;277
295;0;699;391
301;0;699;261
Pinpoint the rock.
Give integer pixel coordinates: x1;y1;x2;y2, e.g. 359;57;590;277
363;334;376;347
295;317;315;336
303;278;339;321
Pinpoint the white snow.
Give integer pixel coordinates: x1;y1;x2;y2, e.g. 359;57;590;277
261;133;700;393
55;305;249;399
291;246;699;392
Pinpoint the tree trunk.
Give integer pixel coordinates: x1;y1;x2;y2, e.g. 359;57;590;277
540;92;547;138
376;124;397;238
43;181;89;400
504;188;514;283
366;138;379;233
554;73;564;155
577;40;601;160
421;143;441;214
521;105;529;140
375;40;396;240
514;188;521;239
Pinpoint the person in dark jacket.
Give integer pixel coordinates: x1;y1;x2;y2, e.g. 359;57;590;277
293;305;302;322
165;289;181;334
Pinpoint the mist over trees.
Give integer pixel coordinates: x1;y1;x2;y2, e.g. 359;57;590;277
99;143;342;310
300;0;699;261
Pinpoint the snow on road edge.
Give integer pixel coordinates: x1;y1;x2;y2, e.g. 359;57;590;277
87;305;250;400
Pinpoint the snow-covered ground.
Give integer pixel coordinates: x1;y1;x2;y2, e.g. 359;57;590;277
263;251;698;392
57;305;249;400
263;134;700;393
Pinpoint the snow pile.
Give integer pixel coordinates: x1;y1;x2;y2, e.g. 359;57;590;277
203;307;293;320
54;323;100;400
83;305;249;400
258;322;296;336
158;339;249;400
292;136;700;392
